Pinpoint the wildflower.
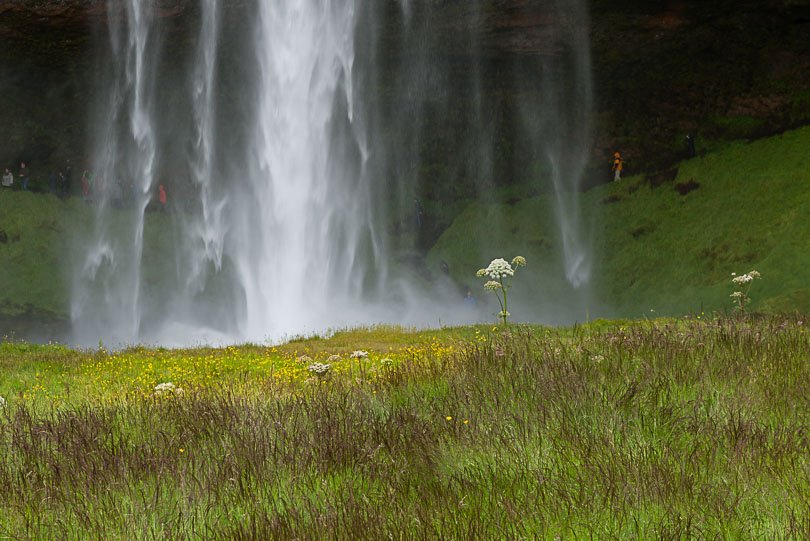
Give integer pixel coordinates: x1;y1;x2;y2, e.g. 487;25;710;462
730;270;762;313
446;416;452;421
477;256;526;325
484;258;514;279
307;362;331;376
463;419;469;425
297;355;314;364
154;382;183;396
327;354;341;362
590;354;605;363
179;448;185;453
380;358;394;368
350;350;368;359
484;281;502;291
0;396;5;408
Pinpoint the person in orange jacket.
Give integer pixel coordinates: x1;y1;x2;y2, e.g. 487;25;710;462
612;151;623;182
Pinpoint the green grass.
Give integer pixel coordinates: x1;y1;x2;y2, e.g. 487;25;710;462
0;192;176;323
0;317;808;538
430;125;810;318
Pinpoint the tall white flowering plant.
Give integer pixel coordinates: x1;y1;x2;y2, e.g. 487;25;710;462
730;270;761;313
476;256;526;325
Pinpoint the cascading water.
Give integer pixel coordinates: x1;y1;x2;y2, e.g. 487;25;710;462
232;0;380;338
72;0;159;344
73;1;594;345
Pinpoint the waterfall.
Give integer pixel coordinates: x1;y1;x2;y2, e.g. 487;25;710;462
232;0;378;339
73;1;594;345
72;0;159;344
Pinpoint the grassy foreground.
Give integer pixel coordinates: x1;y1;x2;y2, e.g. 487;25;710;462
1;317;808;539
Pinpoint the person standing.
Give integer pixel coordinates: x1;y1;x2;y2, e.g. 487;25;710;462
2;168;13;188
158;184;168;211
19;162;29;191
612;151;623;182
65;160;72;193
685;134;696;158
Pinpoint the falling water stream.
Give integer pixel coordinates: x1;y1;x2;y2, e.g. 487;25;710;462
73;0;594;345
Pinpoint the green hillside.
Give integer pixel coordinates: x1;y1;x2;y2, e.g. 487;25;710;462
1;126;809;328
429;126;810;318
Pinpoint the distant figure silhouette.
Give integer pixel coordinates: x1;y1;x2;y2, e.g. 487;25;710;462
612;151;623;182
685;134;696;158
2;168;13;188
463;286;476;306
19;162;29;191
414;198;423;229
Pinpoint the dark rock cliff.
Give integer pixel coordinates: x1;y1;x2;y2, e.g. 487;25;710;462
1;0;809;185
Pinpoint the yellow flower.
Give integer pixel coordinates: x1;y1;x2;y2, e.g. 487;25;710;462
179;448;185;453
463;419;469;425
446;416;452;421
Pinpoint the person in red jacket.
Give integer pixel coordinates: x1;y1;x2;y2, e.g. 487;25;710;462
158;184;167;211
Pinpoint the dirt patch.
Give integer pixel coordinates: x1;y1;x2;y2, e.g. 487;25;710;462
674;179;700;195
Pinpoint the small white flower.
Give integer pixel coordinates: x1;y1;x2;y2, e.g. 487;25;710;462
154;382;183;396
307;362;331;375
484;280;502;291
476;269;488;278
327;354;341;362
511;256;527;268
498;310;511;318
350;350;368;359
0;396;6;408
590;355;605;363
485;258;514;279
730;291;744;299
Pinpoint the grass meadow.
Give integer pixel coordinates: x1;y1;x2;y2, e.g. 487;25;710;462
1;316;808;539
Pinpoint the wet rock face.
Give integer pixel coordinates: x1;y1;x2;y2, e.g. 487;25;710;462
1;0;809;180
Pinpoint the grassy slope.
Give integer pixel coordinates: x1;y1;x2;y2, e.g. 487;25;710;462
430;126;810;318
0;193;172;323
0;318;808;538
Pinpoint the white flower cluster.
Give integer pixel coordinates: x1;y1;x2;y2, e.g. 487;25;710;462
482;258;514;280
327;354;341;362
307;362;331;376
731;270;761;285
729;291;744;299
484;280;502;291
297;355;314;364
380;358;394;368
350;350;368;359
154;382;183;396
0;396;5;408
511;256;527;268
498;310;511;318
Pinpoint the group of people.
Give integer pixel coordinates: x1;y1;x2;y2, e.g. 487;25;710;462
2;162;34;191
2;160;73;196
1;159;169;211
